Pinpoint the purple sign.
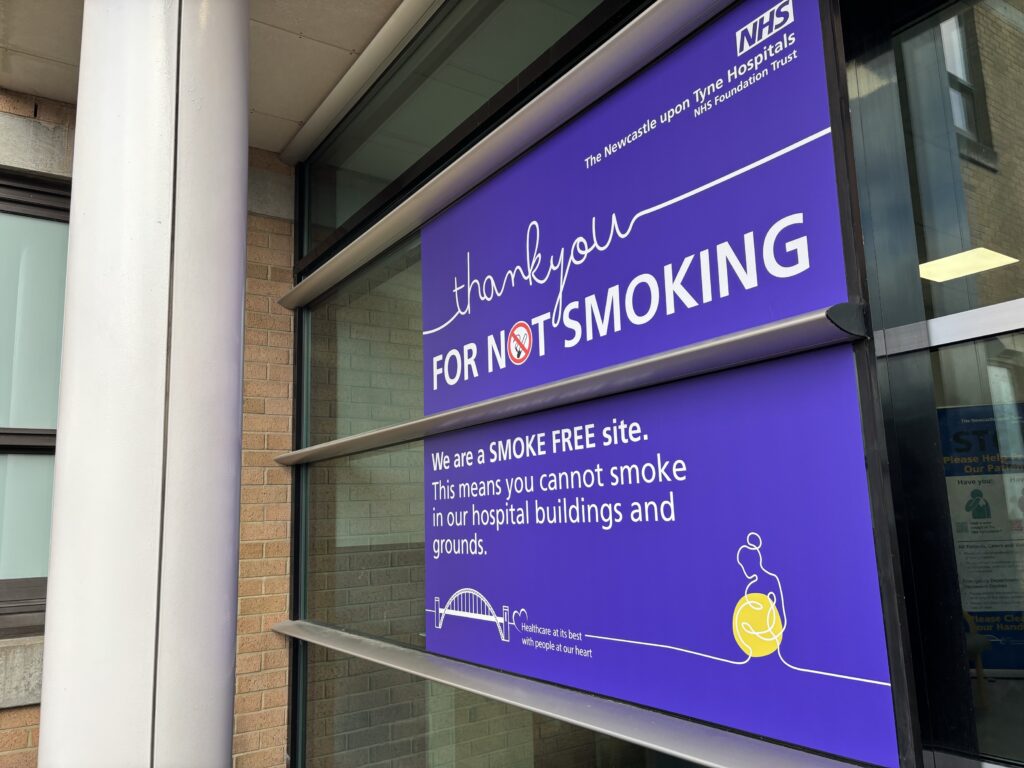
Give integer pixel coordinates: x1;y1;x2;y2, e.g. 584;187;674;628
422;0;847;414
421;0;899;764
425;346;897;766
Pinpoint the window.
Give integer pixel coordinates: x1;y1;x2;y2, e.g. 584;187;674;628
299;0;651;275
940;14;980;139
305;237;422;447
0;169;70;637
849;0;1024;762
939;8;997;171
304;646;684;767
289;3;754;764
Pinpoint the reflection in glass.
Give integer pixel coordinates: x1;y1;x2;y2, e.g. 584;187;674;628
304;0;605;258
851;2;1022;330
305;442;425;648
306;237;422;446
305;645;694;768
932;333;1024;760
0;454;54;579
0;212;68;429
897;3;1020;319
850;0;1024;761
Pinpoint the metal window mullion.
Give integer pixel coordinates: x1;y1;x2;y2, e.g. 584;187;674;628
876;298;1024;357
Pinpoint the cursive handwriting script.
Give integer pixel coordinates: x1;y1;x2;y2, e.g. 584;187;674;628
422;127;831;337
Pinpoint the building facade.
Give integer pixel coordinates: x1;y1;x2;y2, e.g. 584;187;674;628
0;0;1023;767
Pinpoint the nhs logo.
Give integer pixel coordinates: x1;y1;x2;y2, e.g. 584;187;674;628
736;0;794;55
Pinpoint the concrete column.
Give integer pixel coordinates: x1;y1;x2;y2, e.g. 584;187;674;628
38;1;248;765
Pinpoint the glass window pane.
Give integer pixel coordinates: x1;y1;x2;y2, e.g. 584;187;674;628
304;0;607;260
949;85;976;137
0;211;68;429
919;332;1024;762
0;453;54;579
306;442;425;647
852;3;1020;328
306;238;422;446
305;645;693;768
940;16;969;81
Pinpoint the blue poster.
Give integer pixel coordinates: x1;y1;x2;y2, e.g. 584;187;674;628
421;0;899;765
422;0;847;414
938;405;1024;672
424;346;896;766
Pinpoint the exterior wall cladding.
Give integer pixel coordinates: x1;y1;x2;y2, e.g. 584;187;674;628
233;185;296;768
0;87;296;768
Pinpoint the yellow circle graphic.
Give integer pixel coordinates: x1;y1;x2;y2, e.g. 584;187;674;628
732;592;783;657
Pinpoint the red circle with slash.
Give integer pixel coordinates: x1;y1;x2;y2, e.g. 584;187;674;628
507;321;533;365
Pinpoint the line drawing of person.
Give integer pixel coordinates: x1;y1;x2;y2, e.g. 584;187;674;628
586;531;892;686
734;532;787;656
966;489;992;520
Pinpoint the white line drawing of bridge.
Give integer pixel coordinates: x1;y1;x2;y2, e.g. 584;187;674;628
433;588;510;642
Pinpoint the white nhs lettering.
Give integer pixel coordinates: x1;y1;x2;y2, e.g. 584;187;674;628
736;0;794;55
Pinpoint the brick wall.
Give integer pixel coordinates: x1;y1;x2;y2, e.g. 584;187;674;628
233;210;295;768
308;241;422;446
960;0;1024;305
0;707;39;768
304;646;647;767
0;84;296;765
305;645;536;767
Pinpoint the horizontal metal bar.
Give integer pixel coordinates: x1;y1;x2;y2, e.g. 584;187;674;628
0;166;71;222
0;578;46;641
0;429;57;453
874;320;928;357
277;304;866;466
275;620;854;768
927;297;1024;348
0;578;46;603
0;598;46;615
0;200;69;223
876;298;1024;357
278;0;731;309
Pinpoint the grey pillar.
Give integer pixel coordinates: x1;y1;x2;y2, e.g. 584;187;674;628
38;1;249;765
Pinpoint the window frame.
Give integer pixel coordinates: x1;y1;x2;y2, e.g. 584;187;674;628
293;0;657;279
283;0;927;766
0;165;71;638
850;2;1024;762
940;7;997;169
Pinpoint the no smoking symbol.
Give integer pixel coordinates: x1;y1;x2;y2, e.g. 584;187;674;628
507;321;532;365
